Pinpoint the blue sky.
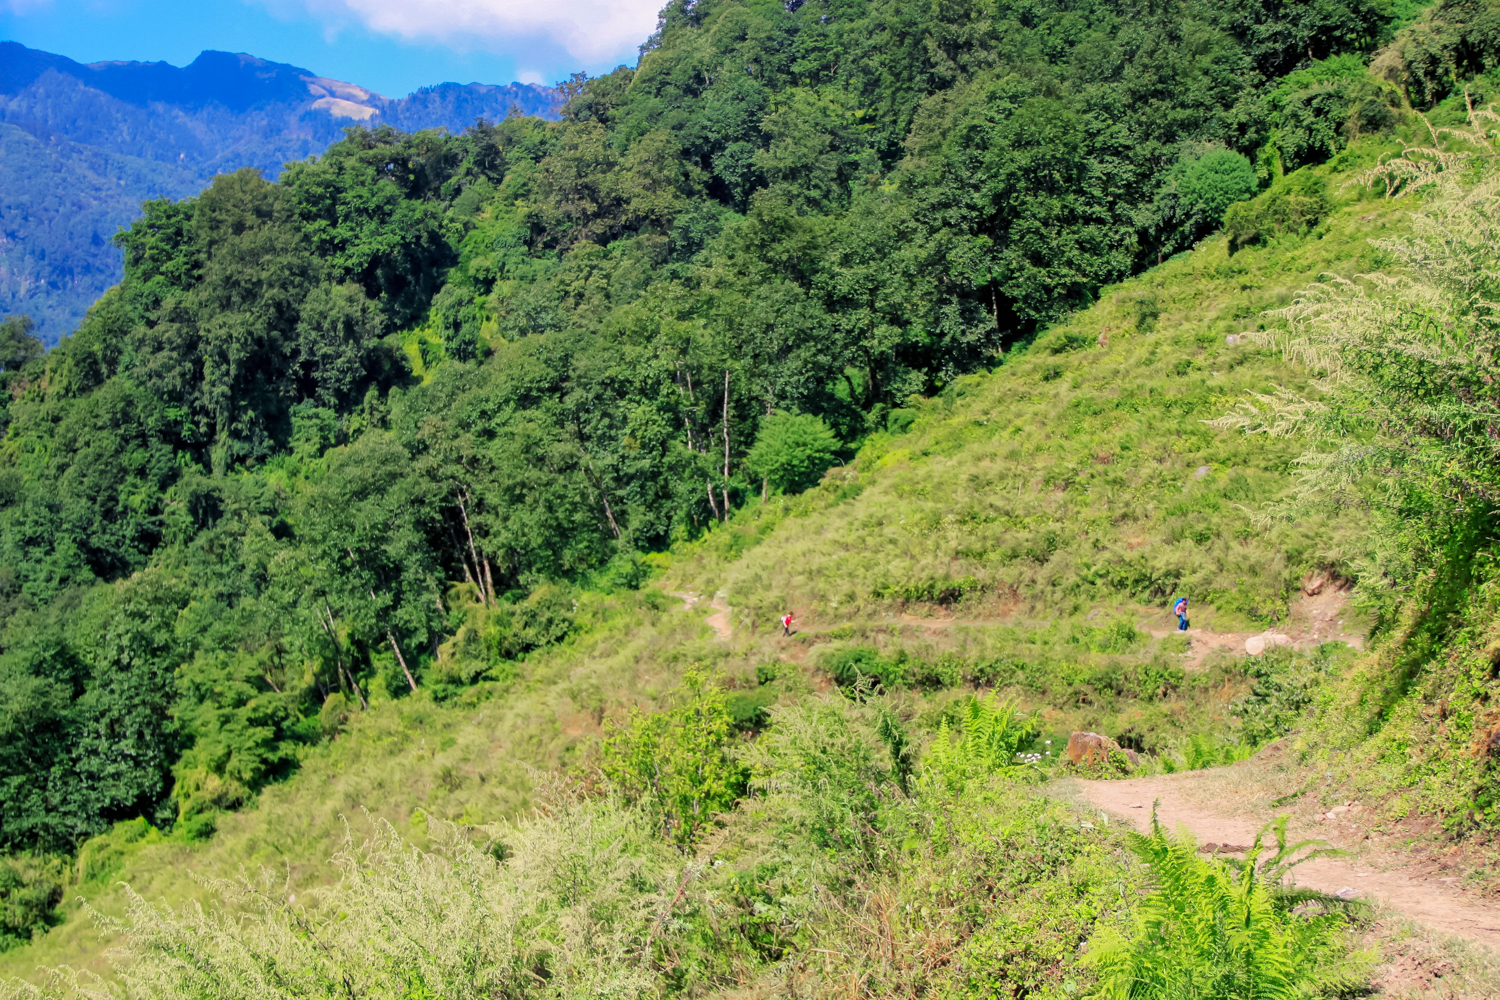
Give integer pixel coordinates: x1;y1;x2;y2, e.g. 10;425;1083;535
0;0;661;96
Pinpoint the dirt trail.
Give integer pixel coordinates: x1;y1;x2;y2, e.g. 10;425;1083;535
1139;584;1363;669
1075;772;1500;952
704;594;731;640
666;582;1363;660
666;591;733;641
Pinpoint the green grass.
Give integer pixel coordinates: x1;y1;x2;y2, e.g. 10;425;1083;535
0;141;1416;984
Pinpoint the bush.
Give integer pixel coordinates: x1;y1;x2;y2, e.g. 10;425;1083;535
1179;149;1260;233
745;412;841;495
738;697;900;856
820;644;907;694
600;670;746;845
1270;55;1398;170
1224;172;1332;252
1235;645;1345;746
0;854;63;952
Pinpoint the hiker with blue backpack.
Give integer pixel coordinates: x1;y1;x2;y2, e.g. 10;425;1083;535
1173;596;1189;631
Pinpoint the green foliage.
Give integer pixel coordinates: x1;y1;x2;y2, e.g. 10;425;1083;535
170;649;317;838
600;670;746;845
820;644;907;694
0;855;62;953
1153;148;1261;254
1087;813;1363;999
1375;0;1500;108
1235;646;1348;746
47;809;675;1000
73;817;164;887
1224;171;1334;252
739;696;903;859
1214;160;1500;841
1160;733;1258;773
924;694;1040;791
1268;55;1400;171
0;0;1427;864
745;412;840;495
8;0;1500;980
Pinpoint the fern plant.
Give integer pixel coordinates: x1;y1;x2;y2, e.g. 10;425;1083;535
923;694;1040;792
1086;808;1363;1000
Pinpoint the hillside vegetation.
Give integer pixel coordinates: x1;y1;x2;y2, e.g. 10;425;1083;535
1;0;1500;995
0;106;1466;997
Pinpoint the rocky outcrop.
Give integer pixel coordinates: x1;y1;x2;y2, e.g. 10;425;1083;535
1066;731;1137;768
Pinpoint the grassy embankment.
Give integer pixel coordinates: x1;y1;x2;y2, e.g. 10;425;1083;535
0;139;1415;985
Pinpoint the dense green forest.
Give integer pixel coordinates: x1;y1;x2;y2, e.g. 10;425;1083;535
3;0;1500;994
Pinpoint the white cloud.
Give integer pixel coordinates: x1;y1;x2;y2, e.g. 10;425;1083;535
516;69;545;85
275;0;661;67
0;0;56;13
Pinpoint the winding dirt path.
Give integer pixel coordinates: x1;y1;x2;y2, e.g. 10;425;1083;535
1074;772;1500;951
666;590;733;641
704;593;732;640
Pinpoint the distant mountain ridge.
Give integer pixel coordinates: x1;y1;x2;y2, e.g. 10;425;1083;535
0;42;560;341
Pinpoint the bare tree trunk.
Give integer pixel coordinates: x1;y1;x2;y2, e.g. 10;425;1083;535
447;523;480;592
582;460;622;538
322;600;367;710
484;558;498;606
263;674;282;694
456;489;490;605
346;545;418;694
385;626;418;693
722;485;731;520
722;369;731;480
706;479;720;521
601;494;621;537
762;476;768;502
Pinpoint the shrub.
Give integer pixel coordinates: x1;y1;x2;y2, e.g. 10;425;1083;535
1235;645;1345;746
1224;172;1332;252
600;669;746;845
820;644;907;693
0;855;63;952
739;697;901;856
1178;149;1260;233
1269;55;1398;170
1086;812;1364;999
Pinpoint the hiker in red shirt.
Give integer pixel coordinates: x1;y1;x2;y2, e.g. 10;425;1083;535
781;613;794;636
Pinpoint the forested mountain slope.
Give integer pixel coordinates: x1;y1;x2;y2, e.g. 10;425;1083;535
0;42;560;339
1;0;1500;994
0;128;1444;993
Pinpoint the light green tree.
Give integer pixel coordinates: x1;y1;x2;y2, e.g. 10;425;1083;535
744;411;840;496
600;669;746;846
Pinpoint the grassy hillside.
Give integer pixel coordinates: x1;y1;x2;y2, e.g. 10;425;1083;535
4;3;1500;992
0;134;1420;987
